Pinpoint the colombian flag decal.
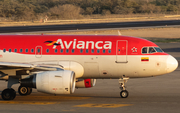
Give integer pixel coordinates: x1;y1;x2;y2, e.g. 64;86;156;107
141;57;149;62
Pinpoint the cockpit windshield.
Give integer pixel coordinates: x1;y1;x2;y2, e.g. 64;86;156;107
142;47;164;54
154;47;164;52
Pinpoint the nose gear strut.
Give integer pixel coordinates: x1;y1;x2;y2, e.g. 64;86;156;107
119;76;129;98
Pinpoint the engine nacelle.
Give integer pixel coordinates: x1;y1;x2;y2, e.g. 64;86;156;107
21;70;75;94
75;79;96;88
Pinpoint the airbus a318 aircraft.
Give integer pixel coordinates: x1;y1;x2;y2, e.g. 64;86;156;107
0;35;178;100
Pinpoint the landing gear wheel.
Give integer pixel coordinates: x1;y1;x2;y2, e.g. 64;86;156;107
27;87;32;95
120;90;129;98
18;86;32;96
119;77;129;98
1;88;16;100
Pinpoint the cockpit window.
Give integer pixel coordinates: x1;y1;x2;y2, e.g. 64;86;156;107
154;47;164;52
149;47;156;53
142;47;164;54
142;47;148;54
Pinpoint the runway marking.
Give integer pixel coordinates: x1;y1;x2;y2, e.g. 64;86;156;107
0;101;57;105
62;109;75;111
74;104;133;108
32;96;91;100
15;96;91;100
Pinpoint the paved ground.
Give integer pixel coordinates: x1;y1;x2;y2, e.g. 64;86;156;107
0;43;179;113
0;20;180;34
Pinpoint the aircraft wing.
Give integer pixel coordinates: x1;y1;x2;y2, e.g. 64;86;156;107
0;62;62;71
0;62;34;69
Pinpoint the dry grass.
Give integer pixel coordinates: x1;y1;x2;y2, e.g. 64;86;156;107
0;14;180;27
119;27;180;39
39;27;180;39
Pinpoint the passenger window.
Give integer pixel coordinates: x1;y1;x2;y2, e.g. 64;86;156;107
108;49;111;53
97;49;100;53
149;47;156;53
3;49;6;53
14;49;17;53
66;49;69;53
72;49;74;53
9;49;12;52
60;49;63;53
55;49;57;53
31;49;34;53
103;49;106;53
86;49;89;53
20;49;23;53
25;49;28;53
46;49;49;53
91;49;94;53
80;49;83;53
142;47;148;54
37;49;41;53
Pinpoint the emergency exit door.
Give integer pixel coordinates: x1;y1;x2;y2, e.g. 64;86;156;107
35;46;42;58
116;40;128;63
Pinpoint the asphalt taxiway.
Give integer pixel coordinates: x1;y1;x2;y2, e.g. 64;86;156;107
0;42;179;113
0;20;180;33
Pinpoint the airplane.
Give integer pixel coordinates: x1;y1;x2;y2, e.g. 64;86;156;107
0;34;178;100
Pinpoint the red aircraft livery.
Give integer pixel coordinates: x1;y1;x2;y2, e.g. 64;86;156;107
0;35;178;100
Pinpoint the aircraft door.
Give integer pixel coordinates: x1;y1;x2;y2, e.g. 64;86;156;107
116;40;128;63
35;46;42;58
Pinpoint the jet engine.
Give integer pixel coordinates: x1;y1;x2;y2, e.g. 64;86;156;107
21;70;76;94
75;79;96;88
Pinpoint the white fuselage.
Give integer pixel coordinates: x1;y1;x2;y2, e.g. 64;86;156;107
0;51;176;79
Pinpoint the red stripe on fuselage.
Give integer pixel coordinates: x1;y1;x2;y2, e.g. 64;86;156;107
0;35;168;56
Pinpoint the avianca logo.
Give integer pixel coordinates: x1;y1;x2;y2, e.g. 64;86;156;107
44;39;112;49
44;41;60;46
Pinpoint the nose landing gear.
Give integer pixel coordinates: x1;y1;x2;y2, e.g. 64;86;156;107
119;77;129;98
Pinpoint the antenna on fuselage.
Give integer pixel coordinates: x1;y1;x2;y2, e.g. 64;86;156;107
118;30;121;36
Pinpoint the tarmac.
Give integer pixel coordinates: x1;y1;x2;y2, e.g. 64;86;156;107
0;42;179;113
0;20;180;33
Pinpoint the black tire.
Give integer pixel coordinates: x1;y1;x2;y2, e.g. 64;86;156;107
120;90;129;98
1;88;16;100
27;87;32;95
18;86;30;96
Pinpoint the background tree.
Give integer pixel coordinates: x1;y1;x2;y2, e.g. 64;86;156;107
47;4;82;19
0;0;180;21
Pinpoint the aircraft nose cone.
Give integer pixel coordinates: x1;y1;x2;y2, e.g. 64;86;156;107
166;55;178;73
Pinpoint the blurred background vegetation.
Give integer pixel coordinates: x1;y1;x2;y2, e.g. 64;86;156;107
0;0;180;21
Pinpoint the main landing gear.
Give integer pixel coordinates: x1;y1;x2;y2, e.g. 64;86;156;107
1;86;32;100
18;86;32;96
119;76;129;98
1;77;33;100
1;88;16;100
1;76;19;100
